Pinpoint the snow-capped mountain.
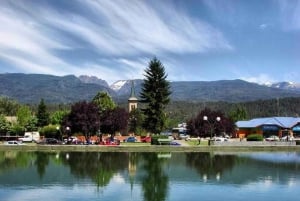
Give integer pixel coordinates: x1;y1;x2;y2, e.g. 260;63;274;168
1;73;300;103
110;80;128;91
110;79;143;96
266;82;300;91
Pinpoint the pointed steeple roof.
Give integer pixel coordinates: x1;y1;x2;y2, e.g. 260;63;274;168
128;80;138;101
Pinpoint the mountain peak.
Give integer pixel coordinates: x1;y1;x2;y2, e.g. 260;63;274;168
110;80;128;91
78;75;108;87
266;81;300;91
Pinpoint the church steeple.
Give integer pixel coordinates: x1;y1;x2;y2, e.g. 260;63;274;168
130;80;136;98
128;80;138;112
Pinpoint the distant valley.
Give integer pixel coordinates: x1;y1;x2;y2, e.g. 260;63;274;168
1;73;300;104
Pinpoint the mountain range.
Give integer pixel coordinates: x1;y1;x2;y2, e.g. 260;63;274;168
1;73;300;104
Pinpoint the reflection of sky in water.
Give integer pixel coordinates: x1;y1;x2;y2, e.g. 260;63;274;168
240;152;300;163
1;152;300;201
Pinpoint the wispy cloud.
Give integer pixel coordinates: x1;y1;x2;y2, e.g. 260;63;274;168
79;0;233;54
277;0;300;31
259;23;268;30
0;0;232;82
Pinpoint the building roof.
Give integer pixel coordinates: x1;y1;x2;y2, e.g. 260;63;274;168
128;80;138;101
236;117;300;129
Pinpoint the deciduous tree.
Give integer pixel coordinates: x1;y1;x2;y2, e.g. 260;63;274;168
100;107;129;136
92;92;116;114
187;108;235;138
65;101;100;140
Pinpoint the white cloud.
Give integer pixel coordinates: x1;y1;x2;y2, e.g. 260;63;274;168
0;0;232;83
80;0;233;54
241;74;275;85
259;24;268;30
0;0;233;80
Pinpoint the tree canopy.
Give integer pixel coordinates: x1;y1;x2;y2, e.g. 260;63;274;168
100;107;129;135
64;101;100;138
140;57;171;134
92;92;116;114
187;108;235;138
36;99;50;127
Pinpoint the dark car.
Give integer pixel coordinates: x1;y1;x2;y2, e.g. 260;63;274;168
37;138;62;145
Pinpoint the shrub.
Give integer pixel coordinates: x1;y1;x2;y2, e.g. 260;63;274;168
40;125;60;139
247;134;263;141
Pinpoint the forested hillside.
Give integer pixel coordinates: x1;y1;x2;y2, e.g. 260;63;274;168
1;73;300;103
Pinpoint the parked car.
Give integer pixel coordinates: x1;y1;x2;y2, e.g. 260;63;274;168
37;138;62;145
4;140;24;145
123;136;137;143
265;135;280;141
64;136;84;144
141;136;151;143
101;137;120;145
281;135;294;141
212;136;228;142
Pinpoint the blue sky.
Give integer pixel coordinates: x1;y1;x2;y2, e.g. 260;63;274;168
0;0;299;85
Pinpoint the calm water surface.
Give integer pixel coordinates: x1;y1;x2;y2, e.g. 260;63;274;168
0;151;299;201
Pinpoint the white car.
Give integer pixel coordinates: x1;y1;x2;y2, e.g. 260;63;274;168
281;136;294;141
4;140;24;145
265;135;280;141
213;137;228;142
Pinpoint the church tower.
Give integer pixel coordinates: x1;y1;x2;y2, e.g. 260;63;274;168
128;80;138;112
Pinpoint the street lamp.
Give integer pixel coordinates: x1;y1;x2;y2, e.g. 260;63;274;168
56;126;62;141
66;126;70;138
203;116;221;139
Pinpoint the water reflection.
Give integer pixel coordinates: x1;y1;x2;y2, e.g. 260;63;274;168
141;153;169;201
0;151;300;201
61;152;129;188
186;152;236;182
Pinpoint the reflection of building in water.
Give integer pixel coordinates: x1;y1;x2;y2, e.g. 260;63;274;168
157;152;172;158
128;153;137;195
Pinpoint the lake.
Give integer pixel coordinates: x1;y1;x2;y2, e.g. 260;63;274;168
0;151;300;201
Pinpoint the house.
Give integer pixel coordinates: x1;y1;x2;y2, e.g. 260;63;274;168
236;117;300;138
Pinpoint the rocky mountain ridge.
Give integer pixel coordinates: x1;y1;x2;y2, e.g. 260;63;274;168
1;73;300;104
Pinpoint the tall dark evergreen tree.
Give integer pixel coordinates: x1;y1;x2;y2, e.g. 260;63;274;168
140;57;171;134
36;98;50;127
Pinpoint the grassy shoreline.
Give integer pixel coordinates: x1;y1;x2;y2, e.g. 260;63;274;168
1;144;300;152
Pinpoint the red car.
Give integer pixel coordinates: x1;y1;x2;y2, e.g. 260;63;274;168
141;136;151;143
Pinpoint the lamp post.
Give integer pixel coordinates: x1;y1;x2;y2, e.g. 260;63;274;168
56;126;62;141
66;126;70;137
203;116;221;139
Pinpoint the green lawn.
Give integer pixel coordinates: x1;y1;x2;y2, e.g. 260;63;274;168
185;139;209;146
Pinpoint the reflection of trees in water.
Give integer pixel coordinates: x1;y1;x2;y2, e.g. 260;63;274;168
141;153;169;201
186;152;236;180
35;152;50;179
61;152;129;188
0;151;35;174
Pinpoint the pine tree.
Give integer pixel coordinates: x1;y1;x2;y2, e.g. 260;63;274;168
36;98;50;127
140;57;171;134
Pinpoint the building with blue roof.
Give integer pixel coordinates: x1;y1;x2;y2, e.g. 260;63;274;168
236;117;300;138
